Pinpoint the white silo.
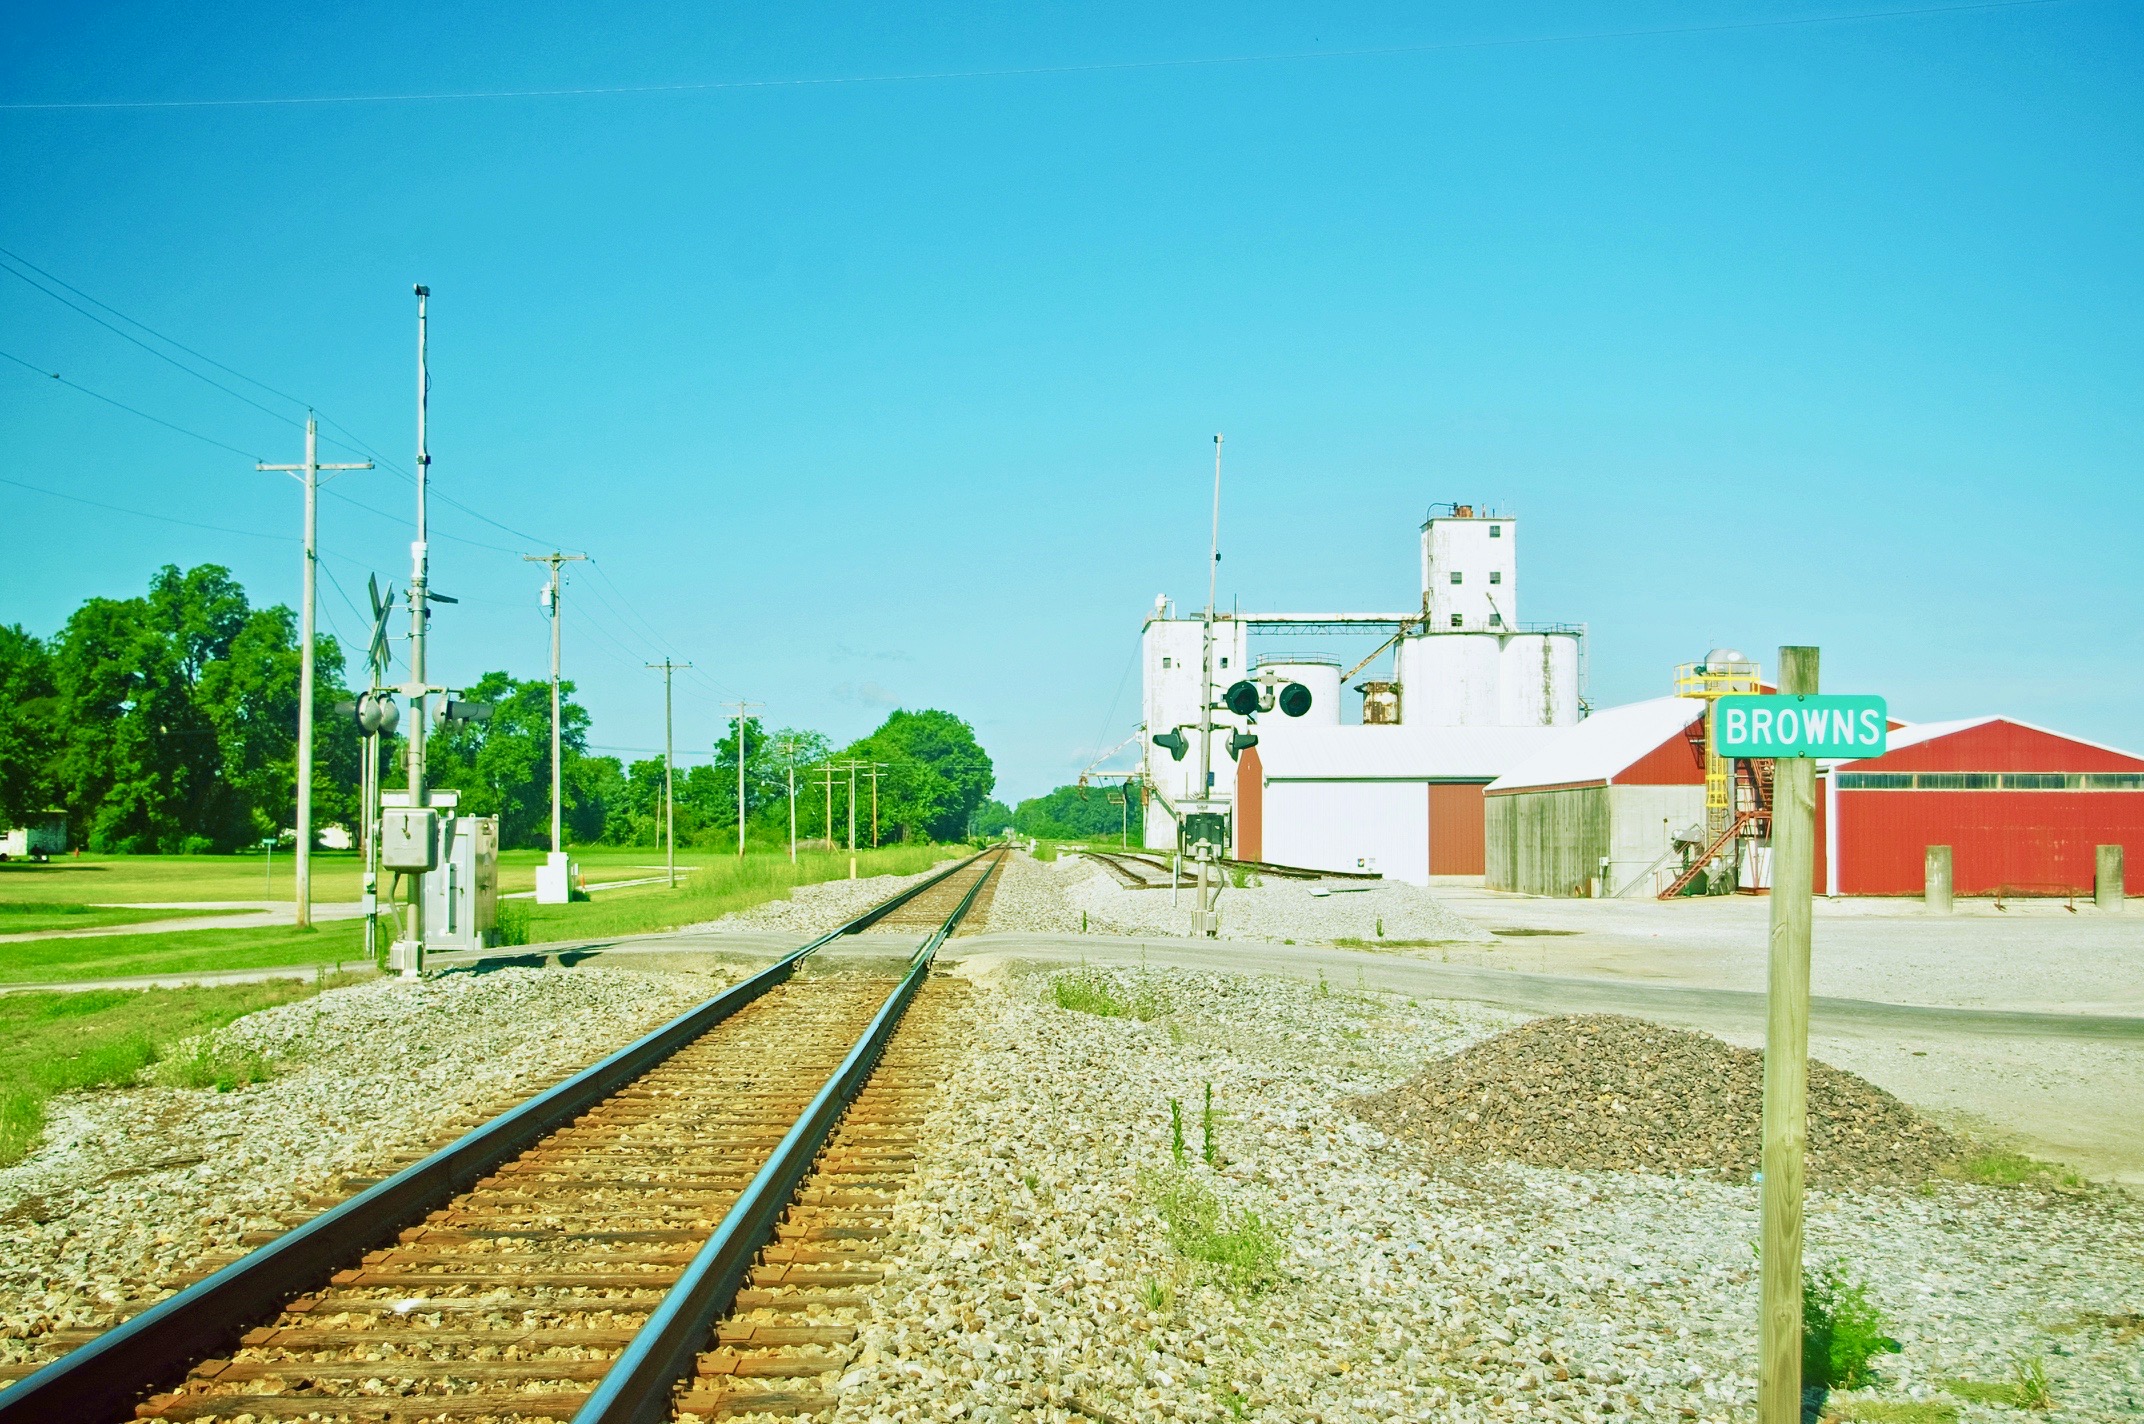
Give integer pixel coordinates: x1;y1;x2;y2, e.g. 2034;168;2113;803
1252;654;1341;726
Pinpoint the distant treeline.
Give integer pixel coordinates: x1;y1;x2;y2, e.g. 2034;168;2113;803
997;780;1147;843
0;564;998;853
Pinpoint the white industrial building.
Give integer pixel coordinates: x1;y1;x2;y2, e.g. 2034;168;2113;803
1139;505;1586;883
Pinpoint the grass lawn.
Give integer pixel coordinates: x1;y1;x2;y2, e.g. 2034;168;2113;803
0;977;346;1166
0;843;970;983
510;844;959;942
0;851;368;905
0;902;232;934
0;921;368;985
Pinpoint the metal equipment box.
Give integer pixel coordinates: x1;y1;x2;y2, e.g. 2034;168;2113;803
421;807;499;952
379;807;438;870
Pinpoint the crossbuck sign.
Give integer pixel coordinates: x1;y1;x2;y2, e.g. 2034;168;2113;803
1715;694;1888;759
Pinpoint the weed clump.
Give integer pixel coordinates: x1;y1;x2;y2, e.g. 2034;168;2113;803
1939;1355;2054;1411
1950;1150;2087;1192
156;1037;274;1093
1804;1264;1900;1391
1050;970;1165;1021
1150;1172;1283;1294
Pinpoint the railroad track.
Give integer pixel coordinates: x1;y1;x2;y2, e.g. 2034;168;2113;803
1083;850;1187;890
0;848;1005;1424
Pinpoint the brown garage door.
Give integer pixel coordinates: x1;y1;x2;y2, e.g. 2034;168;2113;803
1428;782;1486;875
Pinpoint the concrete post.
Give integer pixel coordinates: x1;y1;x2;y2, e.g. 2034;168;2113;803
2098;845;2124;913
1924;846;1952;913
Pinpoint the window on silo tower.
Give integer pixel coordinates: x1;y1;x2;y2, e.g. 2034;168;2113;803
1450;614;1464;628
1451;571;1463;584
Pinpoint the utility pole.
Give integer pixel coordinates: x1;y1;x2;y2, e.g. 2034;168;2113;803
390;285;435;978
847;760;859;853
1759;646;1821;1424
257;413;369;929
525;551;587;885
780;736;799;863
865;761;888;847
646;660;692;887
821;762;835;854
725;700;764;857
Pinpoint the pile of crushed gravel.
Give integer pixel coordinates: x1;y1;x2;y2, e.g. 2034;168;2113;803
1063;856;1495;945
1355;1014;1965;1186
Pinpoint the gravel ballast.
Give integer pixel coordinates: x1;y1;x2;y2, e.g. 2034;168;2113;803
1054;852;1495;945
689;861;960;938
830;963;2144;1423
1355;1013;1967;1187
0;965;719;1361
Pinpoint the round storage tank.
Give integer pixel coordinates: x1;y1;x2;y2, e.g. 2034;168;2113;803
1253;655;1341;725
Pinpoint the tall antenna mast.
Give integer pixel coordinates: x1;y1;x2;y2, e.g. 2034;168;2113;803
390;284;433;977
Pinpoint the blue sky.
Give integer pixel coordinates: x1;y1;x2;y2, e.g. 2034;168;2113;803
3;1;2138;801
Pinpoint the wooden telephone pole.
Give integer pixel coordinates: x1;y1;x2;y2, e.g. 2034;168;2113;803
1759;645;1820;1424
257;413;370;928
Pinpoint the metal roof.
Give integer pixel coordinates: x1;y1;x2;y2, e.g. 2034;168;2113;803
1486;696;1706;792
1253;724;1568;781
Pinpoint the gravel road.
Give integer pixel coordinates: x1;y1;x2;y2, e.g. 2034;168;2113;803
834;962;2144;1423
0;965;721;1364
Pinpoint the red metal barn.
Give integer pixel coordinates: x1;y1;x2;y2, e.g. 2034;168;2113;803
1818;718;2144;897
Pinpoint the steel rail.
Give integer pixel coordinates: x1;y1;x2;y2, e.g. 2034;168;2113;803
573;849;1002;1424
0;849;987;1424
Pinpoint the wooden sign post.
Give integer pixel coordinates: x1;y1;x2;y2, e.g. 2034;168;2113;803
1759;645;1820;1423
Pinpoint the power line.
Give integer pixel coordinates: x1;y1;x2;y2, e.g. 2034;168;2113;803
0;243;314;411
2;346;267;458
0;472;286;543
0;2;2063;111
0;258;306;430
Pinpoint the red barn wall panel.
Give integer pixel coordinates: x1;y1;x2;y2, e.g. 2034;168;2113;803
1428;782;1487;875
1235;746;1263;862
1836;791;2144;896
1862;721;2144;775
1615;727;1707;785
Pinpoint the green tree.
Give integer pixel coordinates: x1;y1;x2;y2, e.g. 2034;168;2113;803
1014;782;1143;841
848;709;996;843
966;797;1015;838
421;671;598;848
0;625;60;828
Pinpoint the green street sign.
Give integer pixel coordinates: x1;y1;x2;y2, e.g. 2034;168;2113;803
1716;694;1888;759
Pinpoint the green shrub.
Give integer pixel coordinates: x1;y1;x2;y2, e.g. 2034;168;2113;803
493;901;531;948
1804;1265;1901;1390
1151;1173;1283;1294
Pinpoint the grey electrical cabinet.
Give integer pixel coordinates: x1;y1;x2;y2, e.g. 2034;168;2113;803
380;791;498;951
379;807;438;870
424;807;500;953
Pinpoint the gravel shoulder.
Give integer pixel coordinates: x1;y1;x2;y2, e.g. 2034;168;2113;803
989;850;1492;946
0;964;723;1362
836;961;2144;1424
678;859;963;939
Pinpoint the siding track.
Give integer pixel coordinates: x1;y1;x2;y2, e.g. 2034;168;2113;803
0;849;1005;1424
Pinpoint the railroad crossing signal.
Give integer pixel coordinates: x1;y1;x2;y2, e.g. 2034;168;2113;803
1227;729;1258;759
1153;728;1189;760
1223;678;1315;719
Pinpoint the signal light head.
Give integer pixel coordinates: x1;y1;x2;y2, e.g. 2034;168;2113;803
1227;729;1259;760
1278;682;1313;718
1153;728;1189;761
1223;680;1260;717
